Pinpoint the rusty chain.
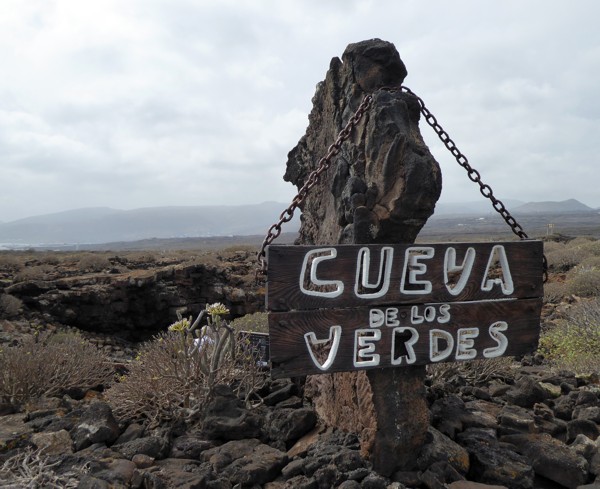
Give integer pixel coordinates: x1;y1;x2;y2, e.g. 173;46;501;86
399;86;530;238
255;93;373;282
398;86;548;282
257;86;548;283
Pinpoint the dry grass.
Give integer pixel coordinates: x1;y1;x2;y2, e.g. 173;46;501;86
546;237;600;273
427;357;517;387
12;264;55;282
0;447;82;488
106;311;265;427
543;281;568;304
76;253;112;272
0;331;113;406
566;268;600;297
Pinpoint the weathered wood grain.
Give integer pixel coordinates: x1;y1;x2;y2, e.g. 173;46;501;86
266;241;543;311
269;298;542;378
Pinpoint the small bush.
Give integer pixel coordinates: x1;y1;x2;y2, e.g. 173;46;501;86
546;245;586;272
568;237;600;256
580;255;600;270
0;447;81;487
39;252;62;266
582;240;600;256
547;238;600;273
230;312;269;334
543;241;568;255
566;267;600;297
13;265;52;282
219;245;258;257
0;294;23;317
106;303;265;427
427;357;516;387
125;252;157;265
543;281;568;304
569;237;596;247
0;331;113;406
77;253;111;272
538;298;600;374
0;253;23;272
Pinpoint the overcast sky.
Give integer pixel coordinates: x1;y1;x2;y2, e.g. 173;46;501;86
1;0;599;223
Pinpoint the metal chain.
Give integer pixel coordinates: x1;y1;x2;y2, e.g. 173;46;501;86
257;85;548;283
398;86;548;282
255;93;373;281
398;87;529;238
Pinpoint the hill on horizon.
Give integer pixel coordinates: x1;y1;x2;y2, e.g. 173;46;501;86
434;198;595;216
513;198;594;214
0;199;596;248
0;203;300;246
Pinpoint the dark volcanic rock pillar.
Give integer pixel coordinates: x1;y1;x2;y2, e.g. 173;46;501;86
284;39;442;474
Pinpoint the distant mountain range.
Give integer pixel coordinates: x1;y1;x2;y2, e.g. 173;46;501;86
0;203;300;247
0;199;596;247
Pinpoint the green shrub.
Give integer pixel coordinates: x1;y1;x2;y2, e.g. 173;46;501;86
538;298;600;374
0;332;113;406
230;312;269;334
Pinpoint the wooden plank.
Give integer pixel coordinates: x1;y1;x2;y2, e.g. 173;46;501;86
269;298;542;378
266;241;543;312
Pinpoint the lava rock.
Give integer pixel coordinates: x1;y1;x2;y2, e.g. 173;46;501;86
202;385;263;441
457;428;534;489
70;401;121;451
568;418;600;442
267;407;317;445
501;432;589;488
505;376;549;408
202;438;288;487
114;436;170;460
418;426;470;475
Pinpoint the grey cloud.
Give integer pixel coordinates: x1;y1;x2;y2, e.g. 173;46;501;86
1;0;600;222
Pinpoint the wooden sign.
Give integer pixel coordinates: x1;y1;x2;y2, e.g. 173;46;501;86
266;241;543;378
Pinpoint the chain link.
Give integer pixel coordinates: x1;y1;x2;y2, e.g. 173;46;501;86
255;93;373;281
257;85;548;283
398;86;547;282
399;87;529;238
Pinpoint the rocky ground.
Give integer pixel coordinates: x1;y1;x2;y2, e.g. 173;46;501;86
1;249;600;488
0;248;264;343
1;350;600;488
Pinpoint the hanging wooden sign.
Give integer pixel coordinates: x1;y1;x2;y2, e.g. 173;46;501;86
266;241;543;378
